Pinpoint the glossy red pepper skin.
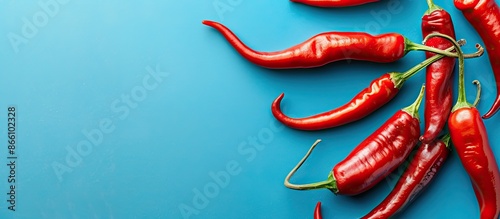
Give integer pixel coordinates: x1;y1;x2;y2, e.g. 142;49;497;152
454;0;500;118
202;20;406;69
420;7;456;143
290;0;378;7
271;45;465;131
272;74;398;130
361;135;450;219
271;44;481;131
314;202;322;219
333;110;420;195
284;87;424;196
429;32;500;219
448;108;500;219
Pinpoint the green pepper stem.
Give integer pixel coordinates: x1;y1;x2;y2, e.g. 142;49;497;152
400;45;453;79
400;49;447;80
425;33;472;111
405;38;457;57
440;133;452;150
472;80;481;107
284;140;338;193
391;48;449;89
425;0;442;15
455;39;468;109
406;38;482;59
402;84;425;119
392;40;483;89
461;43;484;58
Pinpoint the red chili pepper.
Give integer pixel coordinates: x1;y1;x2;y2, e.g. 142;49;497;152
314;202;322;219
290;0;378;7
271;43;482;131
454;0;500;118
202;20;463;69
361;134;451;218
284;85;424;195
419;0;456;143
439;33;500;219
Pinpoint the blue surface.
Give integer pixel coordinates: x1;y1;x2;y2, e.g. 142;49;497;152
0;0;499;218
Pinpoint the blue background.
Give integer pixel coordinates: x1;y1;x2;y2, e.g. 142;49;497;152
0;0;499;218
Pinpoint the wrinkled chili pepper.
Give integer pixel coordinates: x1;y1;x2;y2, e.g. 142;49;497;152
290;0;378;7
454;0;500;118
437;32;500;219
314;202;322;219
284;85;424;195
202;20;465;69
271;42;483;131
361;134;451;218
419;0;456;143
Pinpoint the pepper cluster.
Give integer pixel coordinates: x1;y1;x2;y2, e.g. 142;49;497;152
203;0;500;218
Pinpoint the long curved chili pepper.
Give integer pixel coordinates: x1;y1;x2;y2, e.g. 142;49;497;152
361;134;451;218
290;0;378;7
314;202;322;219
419;0;456;143
454;0;500;119
318;82;482;219
271;42;483;131
435;32;500;219
284;85;424;195
202;20;466;69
